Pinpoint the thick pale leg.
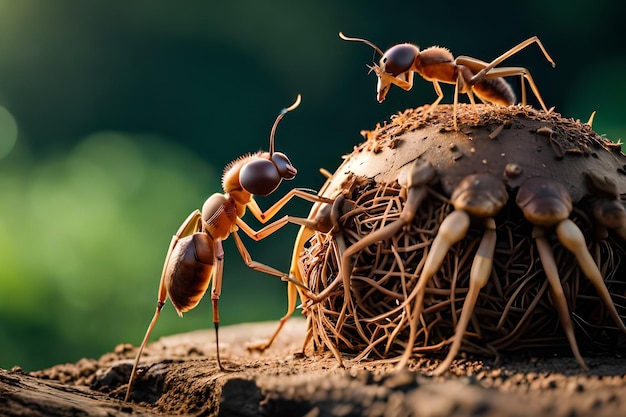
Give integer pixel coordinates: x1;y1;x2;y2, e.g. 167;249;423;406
556;219;626;334
335;187;429;332
297;196;355;307
433;219;496;375
396;210;470;371
335;161;434;332
534;226;588;370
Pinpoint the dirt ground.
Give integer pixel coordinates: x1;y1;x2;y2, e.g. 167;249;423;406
2;318;626;417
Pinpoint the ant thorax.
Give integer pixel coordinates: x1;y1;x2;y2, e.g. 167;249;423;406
222;153;260;191
220;153;262;204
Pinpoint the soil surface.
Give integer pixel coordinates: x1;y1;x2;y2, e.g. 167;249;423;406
3;318;626;417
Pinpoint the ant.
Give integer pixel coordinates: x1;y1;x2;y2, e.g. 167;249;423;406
124;95;330;402
339;32;556;129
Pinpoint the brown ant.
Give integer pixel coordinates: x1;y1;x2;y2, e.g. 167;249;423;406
124;95;329;402
339;32;556;129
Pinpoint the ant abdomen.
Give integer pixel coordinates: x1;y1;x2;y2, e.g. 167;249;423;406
165;233;215;315
473;77;516;107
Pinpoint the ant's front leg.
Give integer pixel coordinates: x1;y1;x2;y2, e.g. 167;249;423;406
246;224;315;354
248;198;348;355
233;218;312;293
369;64;414;102
247;189;333;224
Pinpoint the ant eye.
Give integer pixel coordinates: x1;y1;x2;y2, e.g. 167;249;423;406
272;152;297;180
381;44;416;76
240;159;281;196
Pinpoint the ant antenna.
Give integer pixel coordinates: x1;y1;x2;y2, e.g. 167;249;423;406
339;32;384;57
269;94;301;155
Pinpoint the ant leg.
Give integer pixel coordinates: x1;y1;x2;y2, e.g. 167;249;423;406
125;211;203;402
369;64;415;102
211;240;227;370
247;281;301;353
247;195;353;354
467;36;555;85
372;67;415;92
482;67;549;112
247;225;314;353
230;228;310;292
293;195;353;307
456;55;551;112
425;80;445;115
235;215;289;240
452;75;479;129
247;189;333;224
453;78;460;130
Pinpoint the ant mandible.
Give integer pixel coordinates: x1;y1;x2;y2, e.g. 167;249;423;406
125;95;328;402
340;32;556;129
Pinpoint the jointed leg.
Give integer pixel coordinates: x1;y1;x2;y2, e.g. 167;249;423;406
426;80;446;115
455;59;551;112
230;229;311;293
211;241;226;370
370;63;415;102
297;195;353;310
125;211;203;402
246;190;333;224
333;161;435;332
452;74;479;130
467;36;555;85
533;226;587;370
247;225;314;353
396;210;471;370
336;186;429;331
556;219;626;334
484;67;549;112
433;218;497;374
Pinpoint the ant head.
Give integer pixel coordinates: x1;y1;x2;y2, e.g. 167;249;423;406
379;44;419;77
240;152;297;196
340;32;418;103
238;95;301;196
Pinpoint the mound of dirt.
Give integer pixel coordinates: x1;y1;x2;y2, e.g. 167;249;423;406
2;318;626;416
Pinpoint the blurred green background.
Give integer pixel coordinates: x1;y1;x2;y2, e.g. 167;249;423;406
0;1;624;371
